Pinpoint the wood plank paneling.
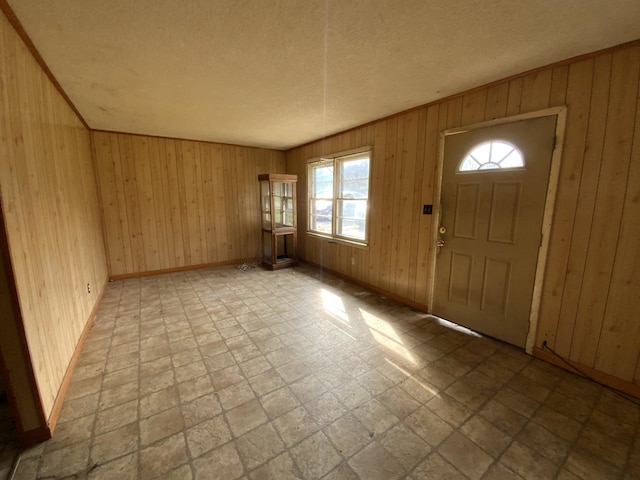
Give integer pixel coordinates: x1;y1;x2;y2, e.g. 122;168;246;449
569;47;640;366
595;90;640;379
286;41;640;392
380;117;399;292
520;70;553;112
537;58;597;354
552;57;609;357
407;109;428;301
461;90;487;126
484;82;509;120
506;77;524;116
93;132;285;276
0;10;108;423
394;111;420;298
148;137;171;270
367;121;388;286
414;105;441;307
549;65;569;106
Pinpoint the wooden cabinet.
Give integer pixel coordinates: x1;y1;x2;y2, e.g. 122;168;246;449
258;174;297;270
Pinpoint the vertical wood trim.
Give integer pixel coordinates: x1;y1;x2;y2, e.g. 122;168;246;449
525;107;568;353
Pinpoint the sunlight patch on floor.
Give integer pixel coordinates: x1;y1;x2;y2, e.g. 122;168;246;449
360;308;416;365
321;288;350;324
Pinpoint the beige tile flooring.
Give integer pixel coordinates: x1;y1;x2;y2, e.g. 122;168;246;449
12;264;640;479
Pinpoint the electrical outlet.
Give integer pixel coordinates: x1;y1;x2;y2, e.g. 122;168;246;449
87;283;91;294
351;257;356;266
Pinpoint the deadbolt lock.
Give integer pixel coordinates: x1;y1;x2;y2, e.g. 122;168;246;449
438;226;446;234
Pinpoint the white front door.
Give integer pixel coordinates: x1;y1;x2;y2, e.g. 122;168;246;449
433;116;557;347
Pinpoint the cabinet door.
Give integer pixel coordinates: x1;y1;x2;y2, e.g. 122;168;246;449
260;180;272;229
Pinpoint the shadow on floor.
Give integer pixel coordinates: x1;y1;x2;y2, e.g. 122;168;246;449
0;382;18;480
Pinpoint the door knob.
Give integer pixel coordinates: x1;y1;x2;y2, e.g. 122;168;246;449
436;239;445;247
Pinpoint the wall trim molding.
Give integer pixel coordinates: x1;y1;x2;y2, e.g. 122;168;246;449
90;129;285;152
291;38;640;152
0;1;89;129
109;258;259;281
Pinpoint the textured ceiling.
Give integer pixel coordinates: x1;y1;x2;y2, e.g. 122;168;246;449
7;0;640;150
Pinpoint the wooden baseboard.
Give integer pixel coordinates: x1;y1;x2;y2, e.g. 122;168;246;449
299;260;429;313
109;258;258;281
532;347;640;399
46;278;109;435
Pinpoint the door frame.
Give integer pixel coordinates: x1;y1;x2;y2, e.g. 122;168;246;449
428;107;567;353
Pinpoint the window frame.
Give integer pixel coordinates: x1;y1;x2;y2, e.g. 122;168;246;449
458;140;526;173
307;148;372;246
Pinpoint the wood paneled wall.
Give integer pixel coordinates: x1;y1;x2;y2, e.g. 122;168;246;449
0;10;108;423
92;132;286;277
286;42;640;388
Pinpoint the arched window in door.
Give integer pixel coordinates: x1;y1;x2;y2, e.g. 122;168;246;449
459;140;524;171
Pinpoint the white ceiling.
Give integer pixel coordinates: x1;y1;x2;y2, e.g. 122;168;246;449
8;0;640;150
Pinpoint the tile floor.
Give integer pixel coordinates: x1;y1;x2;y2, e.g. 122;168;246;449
11;264;640;479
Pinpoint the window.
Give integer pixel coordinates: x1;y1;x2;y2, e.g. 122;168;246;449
459;140;524;172
308;150;371;243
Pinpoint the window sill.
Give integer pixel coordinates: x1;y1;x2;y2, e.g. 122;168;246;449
306;231;369;250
